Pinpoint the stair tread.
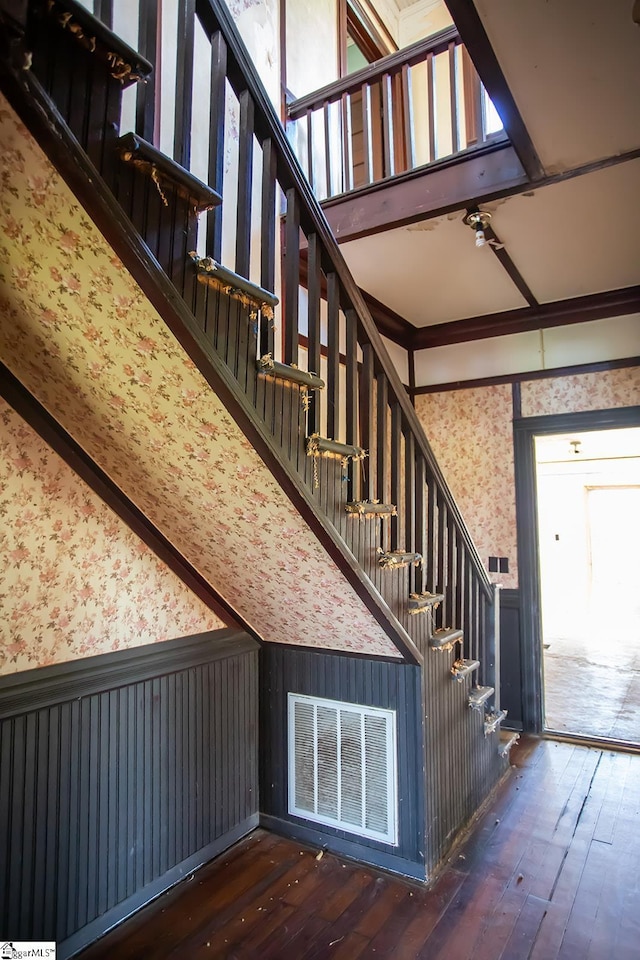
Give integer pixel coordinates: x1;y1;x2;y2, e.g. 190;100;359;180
468;685;494;708
118;134;222;211
408;592;444;610
451;658;480;680
44;0;153;87
499;731;520;756
378;550;423;570
306;435;366;459
484;709;508;735
192;255;278;308
430;627;463;649
345;501;396;517
257;356;323;388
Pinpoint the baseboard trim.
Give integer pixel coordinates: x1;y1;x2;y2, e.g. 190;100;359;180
259;814;427;882
60;814;260;959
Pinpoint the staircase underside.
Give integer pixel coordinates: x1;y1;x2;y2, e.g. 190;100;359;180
0;94;402;660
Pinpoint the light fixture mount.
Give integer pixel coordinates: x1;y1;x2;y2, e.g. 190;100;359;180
465;209;491;230
464;209;492;248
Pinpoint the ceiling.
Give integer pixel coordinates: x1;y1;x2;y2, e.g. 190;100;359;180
536;428;640;466
343;161;640;327
338;0;640;385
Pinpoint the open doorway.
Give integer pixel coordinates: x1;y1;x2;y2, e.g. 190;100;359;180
535;427;640;743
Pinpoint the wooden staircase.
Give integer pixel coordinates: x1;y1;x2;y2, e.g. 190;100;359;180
1;0;507;824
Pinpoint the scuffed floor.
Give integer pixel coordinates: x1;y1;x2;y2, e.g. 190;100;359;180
543;610;640;742
78;738;640;959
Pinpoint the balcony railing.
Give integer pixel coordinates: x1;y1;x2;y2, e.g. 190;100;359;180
286;27;505;200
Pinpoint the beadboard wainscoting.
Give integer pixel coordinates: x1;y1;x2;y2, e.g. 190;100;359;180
0;629;259;958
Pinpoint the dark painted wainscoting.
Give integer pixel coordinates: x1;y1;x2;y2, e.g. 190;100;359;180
500;588;523;730
259;645;427;881
0;629;259;958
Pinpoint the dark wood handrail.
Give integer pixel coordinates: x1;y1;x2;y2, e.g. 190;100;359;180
287;25;459;119
195;0;492;601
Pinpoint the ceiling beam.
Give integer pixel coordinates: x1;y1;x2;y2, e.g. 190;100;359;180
443;0;544;181
323;141;640;247
411;286;640;349
410;356;640;395
361;290;414;348
322;140;527;243
480;219;538;308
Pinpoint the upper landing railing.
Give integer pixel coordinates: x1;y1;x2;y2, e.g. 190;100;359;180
23;0;497;676
286;27;505;200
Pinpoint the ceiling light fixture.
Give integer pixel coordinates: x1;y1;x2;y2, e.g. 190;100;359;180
465;209;492;248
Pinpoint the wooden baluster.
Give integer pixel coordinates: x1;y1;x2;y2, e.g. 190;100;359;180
390;401;401;550
323;100;332;196
464;557;473;661
306;107;314;191
415;454;426;594
382;72;395;177
235;89;254;278
405;430;416;592
341;91;353;192
283;188;300;365
437;494;446;625
401;63;415;170
326;272;340;441
345;308;358;496
255;136;276;428
207;30;227;260
474;576;481;672
359;344;375;502
448;40;459;155
376;373;388;509
136;0;158;143
426;469;436;593
446;511;455;634
361;83;373;185
174;0;195;168
456;528;464;634
426;51;435;162
306;233;322;436
472;591;488;683
477;80;486;143
260;137;276;357
461;45;482;146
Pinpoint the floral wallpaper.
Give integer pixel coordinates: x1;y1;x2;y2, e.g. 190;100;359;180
521;367;640;418
415;368;640;591
0;95;400;661
415;385;518;589
0;399;225;675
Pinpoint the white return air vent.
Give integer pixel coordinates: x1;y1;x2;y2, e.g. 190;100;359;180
287;693;397;845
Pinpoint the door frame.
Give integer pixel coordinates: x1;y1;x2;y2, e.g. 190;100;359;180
513;405;640;733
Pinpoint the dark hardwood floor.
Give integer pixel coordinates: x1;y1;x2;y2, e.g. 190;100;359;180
80;737;640;959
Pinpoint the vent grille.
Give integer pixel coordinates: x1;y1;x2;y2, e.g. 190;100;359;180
288;694;397;844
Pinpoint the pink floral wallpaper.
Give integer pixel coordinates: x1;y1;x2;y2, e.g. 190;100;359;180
415;368;640;591
0;399;225;675
0;95;400;661
415;385;518;589
521;368;640;417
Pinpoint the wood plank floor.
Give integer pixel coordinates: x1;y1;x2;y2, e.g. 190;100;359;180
79;738;640;959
